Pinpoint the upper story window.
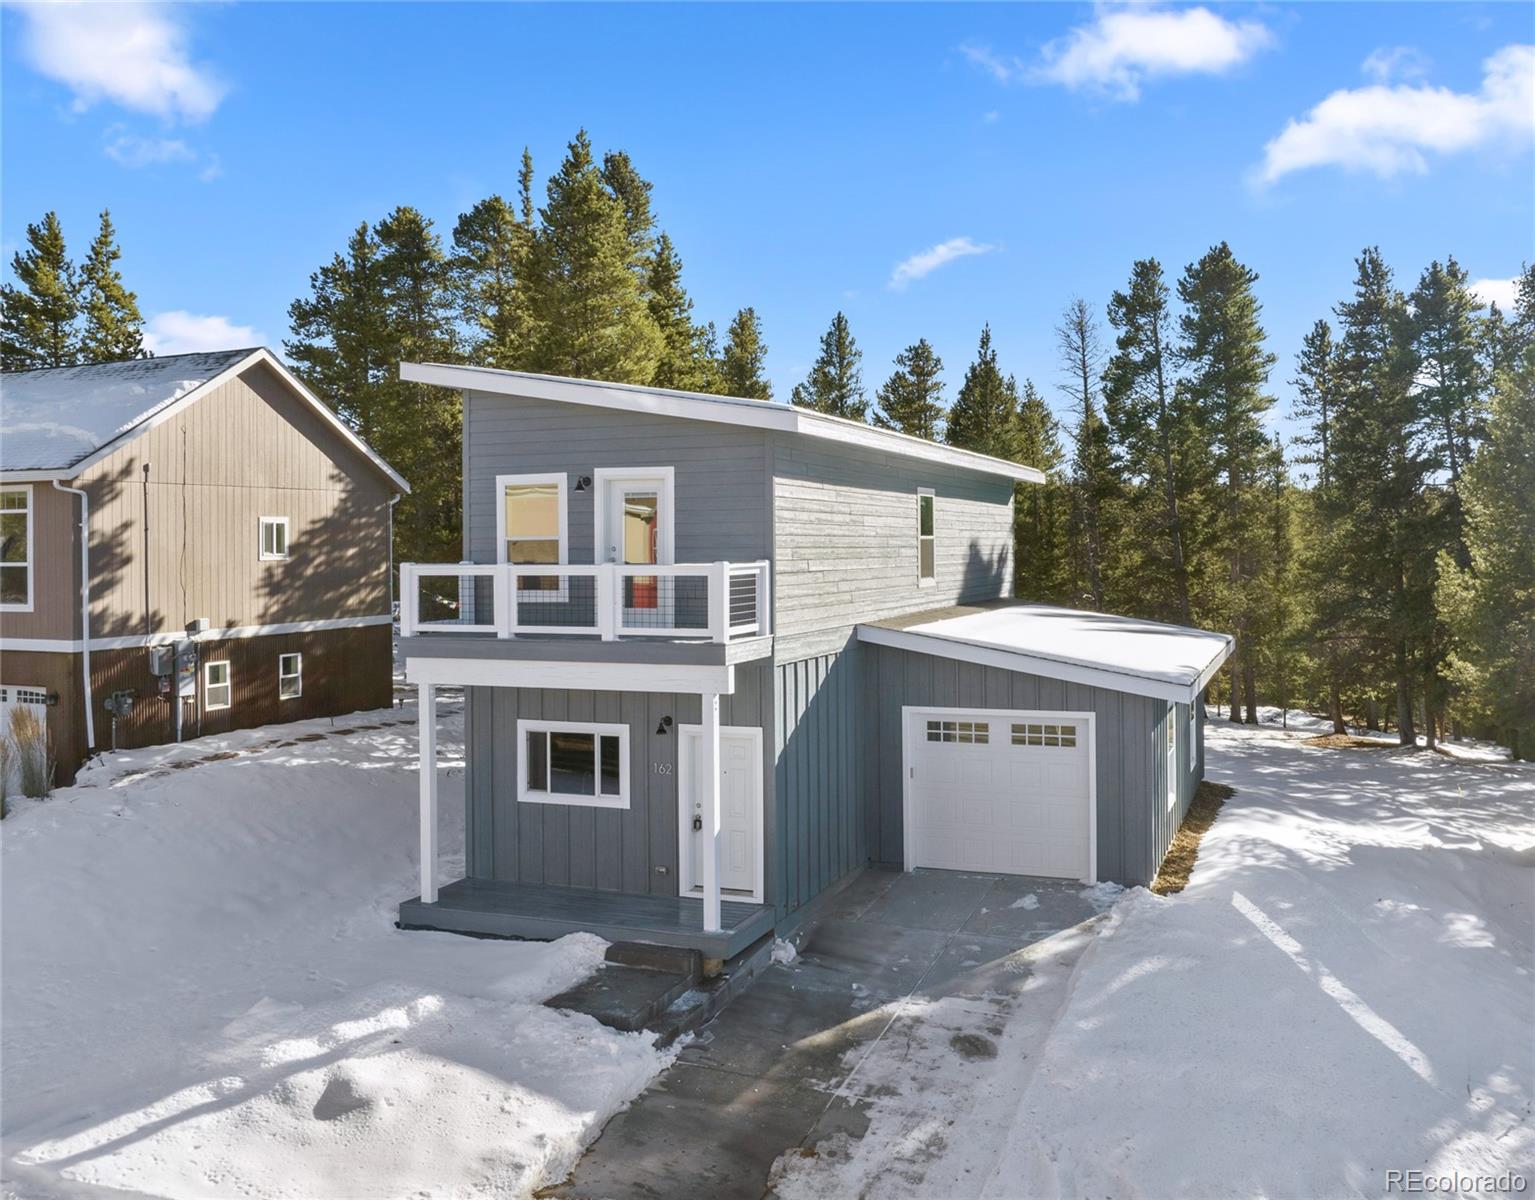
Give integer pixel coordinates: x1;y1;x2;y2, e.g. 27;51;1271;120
498;473;567;591
916;489;935;585
259;516;289;561
518;719;628;809
0;486;32;611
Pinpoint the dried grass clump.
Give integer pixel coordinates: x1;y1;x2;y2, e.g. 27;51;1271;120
1302;733;1393;751
1151;780;1235;896
0;735;12;818
8;707;55;800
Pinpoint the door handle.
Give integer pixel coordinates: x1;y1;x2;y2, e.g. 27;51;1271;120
692;814;703;831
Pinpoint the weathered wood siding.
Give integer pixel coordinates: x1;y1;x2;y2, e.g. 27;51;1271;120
0;482;82;641
769;435;1015;662
860;641;1177;885
774;644;865;921
461;391;771;564
464;661;775;900
75;361;394;638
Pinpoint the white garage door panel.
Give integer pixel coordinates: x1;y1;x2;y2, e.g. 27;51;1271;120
907;710;1092;880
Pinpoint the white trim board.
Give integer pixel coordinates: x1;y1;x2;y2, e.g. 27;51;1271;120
0;614;393;654
858;623;1230;705
676;723;765;904
400;362;1046;485
901;705;1098;886
405;655;735;695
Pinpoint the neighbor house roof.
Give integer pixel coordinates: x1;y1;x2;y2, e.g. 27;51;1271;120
858;602;1234;704
1;347;410;491
400;362;1047;485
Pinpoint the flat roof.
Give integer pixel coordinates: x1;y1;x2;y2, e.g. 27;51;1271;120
400;362;1046;485
859;602;1235;704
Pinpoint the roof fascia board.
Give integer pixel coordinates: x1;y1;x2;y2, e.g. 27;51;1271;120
857;623;1200;704
0;470;71;483
1194;635;1237;695
401;362;1043;484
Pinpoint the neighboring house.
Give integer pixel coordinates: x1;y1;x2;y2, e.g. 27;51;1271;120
396;364;1233;958
0;349;408;783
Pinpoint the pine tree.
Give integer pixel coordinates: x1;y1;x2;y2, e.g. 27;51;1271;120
1013;380;1074;603
78;210;144;363
1;212;79;370
1177;243;1277;722
1057;298;1114;609
525;131;662;382
1290;320;1339;490
1410;258;1485;514
716;307;772;400
648;233;715;391
791;312;866;420
946;326;1018;457
452;192;535;369
600;149;657;275
874;338;945;439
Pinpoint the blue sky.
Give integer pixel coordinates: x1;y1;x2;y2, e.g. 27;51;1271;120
3;2;1532;442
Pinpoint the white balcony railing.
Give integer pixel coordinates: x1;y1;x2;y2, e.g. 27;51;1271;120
399;560;771;644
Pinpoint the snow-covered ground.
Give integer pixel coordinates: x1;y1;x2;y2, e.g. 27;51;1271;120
775;721;1535;1199
1;701;670;1199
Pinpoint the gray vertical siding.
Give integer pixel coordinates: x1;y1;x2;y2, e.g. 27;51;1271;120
463;661;775;901
773;643;865;921
859;641;1177;886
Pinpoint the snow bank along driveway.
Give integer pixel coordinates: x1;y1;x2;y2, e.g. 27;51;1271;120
1;702;671;1199
776;723;1535;1199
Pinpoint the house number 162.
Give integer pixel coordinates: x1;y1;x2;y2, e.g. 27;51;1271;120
652;762;673;776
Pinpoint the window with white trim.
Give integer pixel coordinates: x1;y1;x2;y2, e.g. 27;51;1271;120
259;517;289;561
205;660;232;711
0;486;33;610
916;488;935;585
498;473;567;592
518;720;628;809
1167;704;1178;811
1011;722;1078;748
278;653;302;700
1187;704;1198;775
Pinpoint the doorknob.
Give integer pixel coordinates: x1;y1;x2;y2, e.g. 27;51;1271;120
692;814;703;831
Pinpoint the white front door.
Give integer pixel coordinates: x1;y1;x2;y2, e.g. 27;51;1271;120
678;725;762;900
904;708;1094;882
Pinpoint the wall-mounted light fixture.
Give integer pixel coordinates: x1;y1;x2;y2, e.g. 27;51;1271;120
655;715;673;736
574;475;592;492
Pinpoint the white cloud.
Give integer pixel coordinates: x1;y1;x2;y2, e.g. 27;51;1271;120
103;133;196;168
1469;277;1519;311
1257;43;1535;185
959;42;1025;85
143;312;266;357
13;1;224;122
1030;5;1274;101
888;237;996;291
1362;46;1431;84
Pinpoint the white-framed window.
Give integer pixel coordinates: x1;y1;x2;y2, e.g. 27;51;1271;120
1167;705;1178;811
1187;704;1198;775
259;516;290;561
497;473;567;592
517;719;628;809
278;652;302;700
205;660;232;711
0;485;34;611
916;488;935;586
925;719;989;744
1011;722;1079;748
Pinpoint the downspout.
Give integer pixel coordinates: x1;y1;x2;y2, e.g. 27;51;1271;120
51;480;96;752
388;493;402;614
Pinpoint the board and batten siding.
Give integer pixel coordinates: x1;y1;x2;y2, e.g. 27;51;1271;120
464;661;776;902
74;362;394;639
460;392;771;565
859;640;1182;886
769;434;1016;662
0;482;82;641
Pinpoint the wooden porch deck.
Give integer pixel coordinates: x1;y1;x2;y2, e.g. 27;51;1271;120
398;877;776;958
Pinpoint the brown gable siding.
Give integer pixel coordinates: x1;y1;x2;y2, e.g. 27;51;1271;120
0;482;82;642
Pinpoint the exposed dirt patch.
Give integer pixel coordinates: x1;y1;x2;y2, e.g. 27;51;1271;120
1301;733;1396;751
949;1032;998;1060
1151;781;1236;896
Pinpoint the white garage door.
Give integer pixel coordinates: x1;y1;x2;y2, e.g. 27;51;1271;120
905;708;1093;881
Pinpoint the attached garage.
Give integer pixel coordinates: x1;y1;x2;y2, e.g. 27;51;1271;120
859;603;1234;887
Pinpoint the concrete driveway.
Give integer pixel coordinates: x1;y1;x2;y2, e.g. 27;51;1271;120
546;867;1106;1200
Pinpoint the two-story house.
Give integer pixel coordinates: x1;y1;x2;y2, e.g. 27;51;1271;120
396;364;1233;960
0;349;407;783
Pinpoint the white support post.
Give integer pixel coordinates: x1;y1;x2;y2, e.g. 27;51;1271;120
700;690;722;933
494;564;514;638
757;560;771;636
709;562;730;643
597;563;617;641
399;563;416;637
418;683;439;903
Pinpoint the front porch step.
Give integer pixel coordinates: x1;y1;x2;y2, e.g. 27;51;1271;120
604;942;703;977
545;958;698;1034
643;931;776;1047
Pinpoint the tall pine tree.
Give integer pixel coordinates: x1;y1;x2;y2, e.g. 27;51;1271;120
78;210;144;362
946;326;1017;458
452;190;535;370
1057;298;1114;609
1;212;79;370
648;233;715;391
791;312;866;419
874;338;945;438
1290;320;1339;490
1013;380;1074;603
715;307;772;400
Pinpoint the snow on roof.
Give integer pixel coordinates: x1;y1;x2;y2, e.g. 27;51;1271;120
860;603;1235;703
0;349;257;471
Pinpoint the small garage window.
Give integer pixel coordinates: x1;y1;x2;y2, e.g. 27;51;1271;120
1011;722;1078;748
925;719;988;744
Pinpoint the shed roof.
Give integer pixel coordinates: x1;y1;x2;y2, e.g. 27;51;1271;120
1;348;409;491
400;362;1046;484
858;602;1234;704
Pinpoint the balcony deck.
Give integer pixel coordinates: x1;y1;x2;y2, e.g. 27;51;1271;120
399;877;776;958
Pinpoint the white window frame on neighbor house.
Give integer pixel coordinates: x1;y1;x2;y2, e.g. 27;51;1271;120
258;516;290;561
517;718;629;809
0;484;34;612
1167;704;1178;812
1188;704;1198;776
916;488;936;587
278;652;302;700
205;660;232;711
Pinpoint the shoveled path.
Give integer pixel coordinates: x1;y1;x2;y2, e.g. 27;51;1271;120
543;867;1103;1200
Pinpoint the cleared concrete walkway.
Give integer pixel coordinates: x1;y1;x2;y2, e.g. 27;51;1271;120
544;867;1104;1200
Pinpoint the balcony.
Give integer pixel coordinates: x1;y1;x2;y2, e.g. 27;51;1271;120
399;560;771;644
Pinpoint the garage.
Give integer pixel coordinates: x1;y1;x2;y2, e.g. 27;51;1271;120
903;707;1094;882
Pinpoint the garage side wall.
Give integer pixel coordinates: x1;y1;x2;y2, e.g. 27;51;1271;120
860;641;1169;885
